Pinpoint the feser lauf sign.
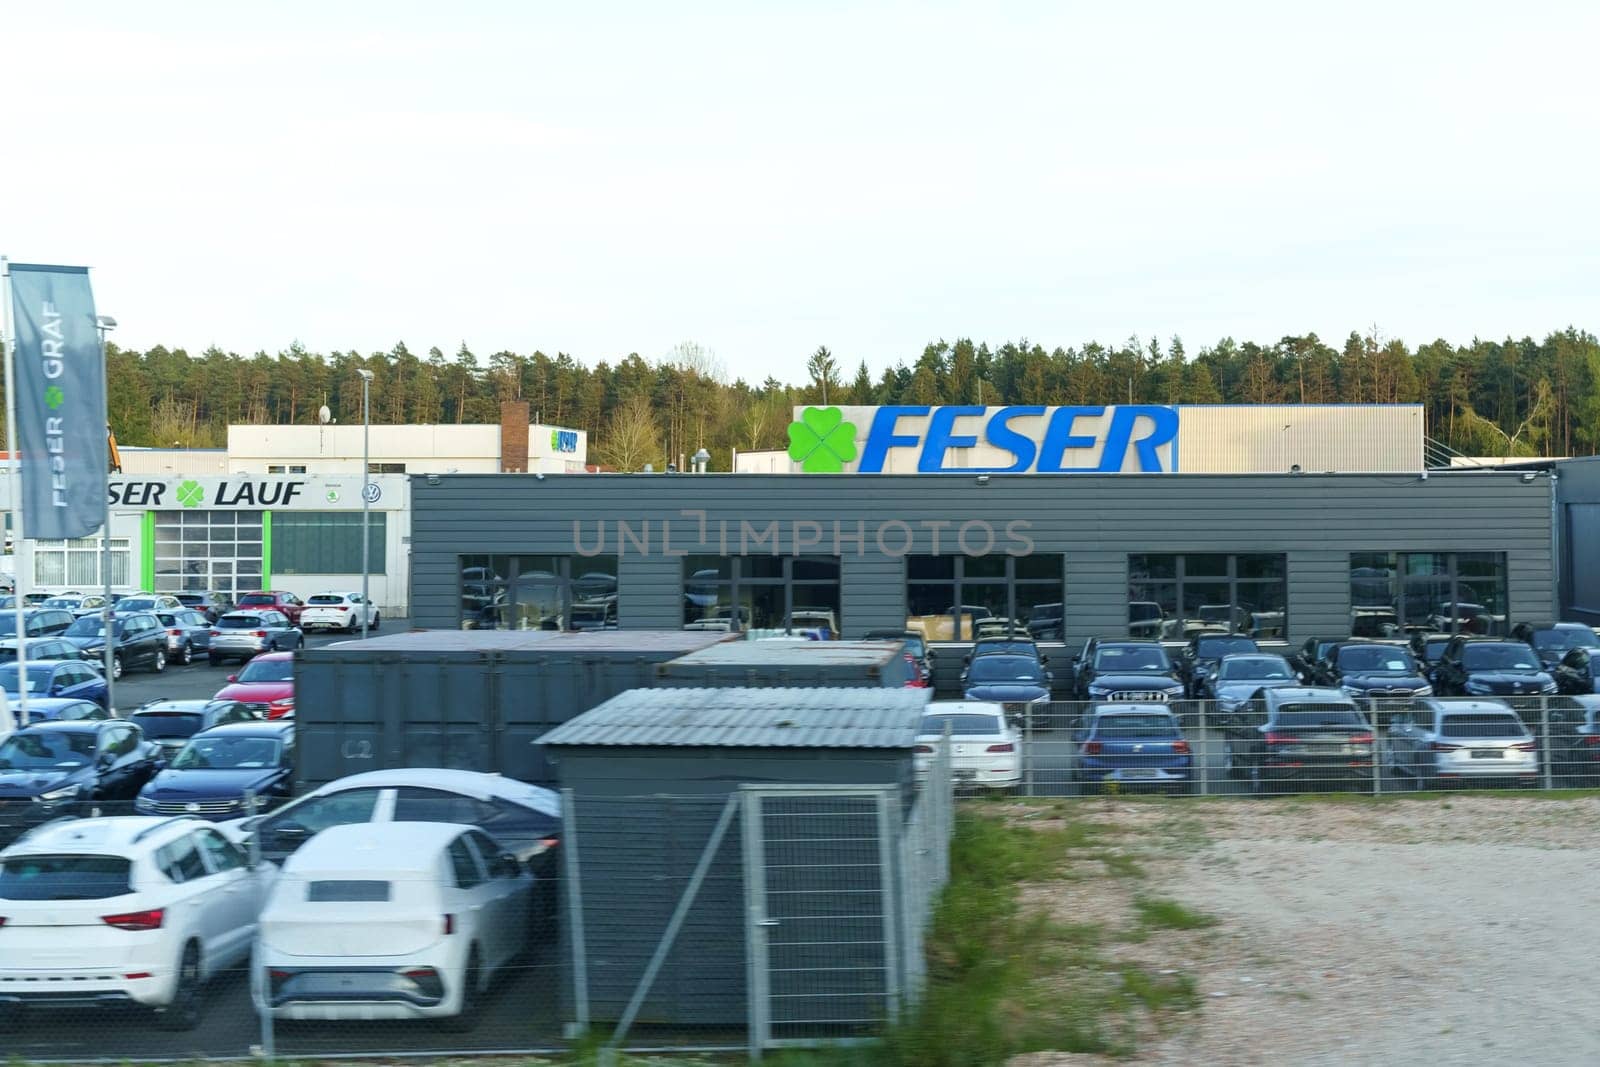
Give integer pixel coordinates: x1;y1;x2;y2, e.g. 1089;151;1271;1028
786;405;1180;474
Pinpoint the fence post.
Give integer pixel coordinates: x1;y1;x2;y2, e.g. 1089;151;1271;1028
560;787;589;1041
1370;698;1382;797
1541;698;1554;791
246;788;273;1063
1023;705;1035;798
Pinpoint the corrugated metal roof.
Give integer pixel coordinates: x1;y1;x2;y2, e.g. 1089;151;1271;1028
541;687;929;749
311;629;736;655
659;640;905;669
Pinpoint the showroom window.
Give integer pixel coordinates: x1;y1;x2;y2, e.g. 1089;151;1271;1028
905;554;1065;641
1127;553;1287;639
33;538;131;588
274;512;386;575
153;511;264;602
460;554;618;631
682;556;841;637
1348;552;1507;636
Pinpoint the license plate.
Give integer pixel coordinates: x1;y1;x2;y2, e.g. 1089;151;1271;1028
954;769;977;780
1117;768;1159;779
1470;750;1504;759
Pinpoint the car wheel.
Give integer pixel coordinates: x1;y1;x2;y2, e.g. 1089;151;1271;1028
295;633;304;650
178;641;193;666
152;648;166;674
372;612;380;630
437;946;483;1032
208;653;222;667
1249;762;1272;795
111;654;123;681
154;941;202;1031
1224;743;1243;780
346;616;359;634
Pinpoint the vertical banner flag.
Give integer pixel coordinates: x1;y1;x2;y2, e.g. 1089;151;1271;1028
8;264;106;539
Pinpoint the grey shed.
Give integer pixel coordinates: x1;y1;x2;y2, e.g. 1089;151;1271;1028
544;686;930;1032
653;639;915;688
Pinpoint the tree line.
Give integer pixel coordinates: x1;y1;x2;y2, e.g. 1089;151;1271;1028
69;328;1600;470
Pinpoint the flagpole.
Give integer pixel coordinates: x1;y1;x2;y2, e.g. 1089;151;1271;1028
1;257;30;725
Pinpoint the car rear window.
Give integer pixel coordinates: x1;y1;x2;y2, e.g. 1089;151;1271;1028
1461;644;1541;671
237;595;274;607
307;879;392;902
131;711;203;739
0;855;132;900
920;713;1003;736
217;615;264;629
1440;715;1527;738
1275;705;1366;727
1093;714;1180;737
307;595;347;606
1198;637;1256;657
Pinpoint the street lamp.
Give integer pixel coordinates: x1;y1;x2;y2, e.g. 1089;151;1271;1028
356;370;373;640
95;315;117;710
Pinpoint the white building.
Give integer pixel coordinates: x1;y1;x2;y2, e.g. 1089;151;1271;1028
227;420;587;476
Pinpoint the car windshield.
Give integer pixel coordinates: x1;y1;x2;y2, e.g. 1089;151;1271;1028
42;598;78;609
308;595;348;606
967;656;1042;683
1531;628;1600;652
1093;714;1180;737
1094;646;1170;672
0;855;132;900
172;736;282;769
976;640;1034;658
130;712;203;739
218;615;265;629
0;665;57;693
901;635;926;657
237;659;292;683
1461;645;1542;671
1439;714;1527;739
117;598;157;612
63;617;109;638
1338;646;1418;673
1218;655;1293;680
1275;707;1366;727
0;731;96;769
1197;637;1256;658
1421;641;1449;663
920;713;1003;736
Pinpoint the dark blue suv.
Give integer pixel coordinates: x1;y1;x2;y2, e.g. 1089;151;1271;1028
135;720;295;820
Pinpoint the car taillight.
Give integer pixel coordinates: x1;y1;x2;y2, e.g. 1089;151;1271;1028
0;917;7;928
1582;736;1600;746
1349;733;1375;744
1512;740;1538;752
402;967;436;980
442;914;455;935
209;630;221;637
102;908;164;931
1264;732;1299;745
529;837;559;856
1082;740;1102;755
1431;741;1462;752
986;742;1015;753
913;744;935;753
168;629;181;637
252;631;267;638
1172;739;1191;754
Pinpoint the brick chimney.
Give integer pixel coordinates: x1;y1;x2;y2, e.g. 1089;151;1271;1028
499;400;530;472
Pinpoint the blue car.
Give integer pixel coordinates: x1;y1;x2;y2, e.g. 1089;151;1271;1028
0;660;109;709
961;653;1052;718
15;697;112;725
135;720;295;819
1073;705;1194;794
128;699;260;761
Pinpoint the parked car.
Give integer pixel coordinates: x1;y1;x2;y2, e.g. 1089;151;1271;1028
1319;642;1434;700
156;610;214;665
1290;636;1343;679
136;720;296;818
1553;647;1600;695
1409;632;1455;671
14;698;111;725
1072;641;1184;703
862;629;934;684
113;594;184;616
208;611;302;666
1204;653;1303;712
0;815;276;1031
213;652;296;720
235;768;562;917
60;612;169;678
0;721;163;844
1176;632;1260;698
0;608;76;639
960;653;1051;712
128;700;260;760
299;592;381;633
1432;637;1558;697
254;821;532;1027
1026;602;1064;641
72;592;117;618
234;591;306;626
913;702;1020;792
19;593;52;607
1127;601;1167;639
1510;621;1600;670
1072;704;1193;794
0;636;88;663
1546;696;1600;780
1386;699;1538;789
41;595;85;612
0;661;109;708
963;635;1044;667
175;592;233;624
1220;687;1374;793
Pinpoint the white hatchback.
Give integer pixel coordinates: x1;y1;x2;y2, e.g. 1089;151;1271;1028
299;593;380;633
0;816;275;1031
254;820;533;1027
914;701;1022;791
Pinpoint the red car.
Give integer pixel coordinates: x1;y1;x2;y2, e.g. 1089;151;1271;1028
213;651;295;720
234;590;306;625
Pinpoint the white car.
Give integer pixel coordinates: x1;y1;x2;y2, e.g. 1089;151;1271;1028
1386;699;1540;788
299;592;380;633
913;701;1021;791
254;821;532;1026
0;816;275;1031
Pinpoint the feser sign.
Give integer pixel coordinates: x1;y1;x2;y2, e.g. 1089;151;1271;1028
786;405;1181;474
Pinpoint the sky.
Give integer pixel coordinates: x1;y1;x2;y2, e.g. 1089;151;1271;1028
5;1;1598;384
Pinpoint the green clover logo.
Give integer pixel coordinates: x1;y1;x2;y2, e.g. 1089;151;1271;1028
787;406;858;473
43;386;64;410
175;480;205;508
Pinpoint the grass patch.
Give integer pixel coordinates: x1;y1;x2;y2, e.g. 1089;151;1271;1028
1134;896;1219;931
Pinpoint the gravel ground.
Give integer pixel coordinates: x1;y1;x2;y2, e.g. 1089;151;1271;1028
1011;795;1600;1067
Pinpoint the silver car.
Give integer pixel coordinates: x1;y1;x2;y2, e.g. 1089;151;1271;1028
1387;699;1539;788
113;593;184;615
156;609;215;665
208;610;304;665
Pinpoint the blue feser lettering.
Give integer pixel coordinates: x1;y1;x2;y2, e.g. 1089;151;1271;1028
858;406;928;473
855;404;1180;473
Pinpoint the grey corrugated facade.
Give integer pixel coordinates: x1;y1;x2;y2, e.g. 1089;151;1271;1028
1557;457;1600;625
409;471;1555;643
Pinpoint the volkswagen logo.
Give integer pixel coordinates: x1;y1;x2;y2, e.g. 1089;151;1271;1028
185;802;201;813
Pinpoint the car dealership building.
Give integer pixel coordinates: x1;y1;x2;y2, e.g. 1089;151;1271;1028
407;403;1564;645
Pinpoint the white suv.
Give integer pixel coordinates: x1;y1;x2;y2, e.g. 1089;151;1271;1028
0;816;276;1031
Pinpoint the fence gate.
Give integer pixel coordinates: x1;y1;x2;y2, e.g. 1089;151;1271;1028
741;786;900;1055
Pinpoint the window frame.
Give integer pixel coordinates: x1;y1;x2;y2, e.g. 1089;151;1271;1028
903;554;1066;642
458;554;619;632
1125;553;1288;639
272;511;387;576
1347;551;1509;637
681;555;842;634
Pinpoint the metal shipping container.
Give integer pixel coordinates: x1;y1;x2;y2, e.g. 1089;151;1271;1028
292;629;734;791
654;639;914;688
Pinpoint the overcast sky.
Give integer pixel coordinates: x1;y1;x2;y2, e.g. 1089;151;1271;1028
6;1;1597;382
